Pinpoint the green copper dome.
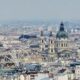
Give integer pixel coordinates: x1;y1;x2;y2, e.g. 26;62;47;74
56;22;68;39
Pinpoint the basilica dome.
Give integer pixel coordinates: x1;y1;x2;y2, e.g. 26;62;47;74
56;22;68;39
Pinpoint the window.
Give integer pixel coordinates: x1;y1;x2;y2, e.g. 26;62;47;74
51;40;53;44
51;49;53;52
42;48;44;51
61;43;63;47
42;40;44;43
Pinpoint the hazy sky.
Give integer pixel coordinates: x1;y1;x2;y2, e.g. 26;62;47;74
0;0;80;21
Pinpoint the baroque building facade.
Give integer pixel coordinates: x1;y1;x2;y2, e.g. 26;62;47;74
39;22;76;61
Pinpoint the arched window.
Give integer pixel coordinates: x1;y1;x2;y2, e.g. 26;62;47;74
51;40;53;44
42;48;44;51
42;40;44;43
61;43;63;47
51;49;53;52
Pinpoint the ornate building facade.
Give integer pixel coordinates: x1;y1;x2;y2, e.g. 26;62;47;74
39;22;76;61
